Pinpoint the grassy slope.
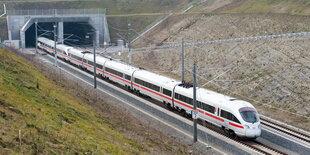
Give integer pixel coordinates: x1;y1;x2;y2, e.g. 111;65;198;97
0;47;188;154
219;0;310;15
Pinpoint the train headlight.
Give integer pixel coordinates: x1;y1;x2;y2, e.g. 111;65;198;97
245;125;249;129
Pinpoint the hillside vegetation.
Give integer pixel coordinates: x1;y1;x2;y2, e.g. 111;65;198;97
222;0;310;15
0;47;192;154
125;2;310;130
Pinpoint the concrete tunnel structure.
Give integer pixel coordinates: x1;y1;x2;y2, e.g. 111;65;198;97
6;9;110;48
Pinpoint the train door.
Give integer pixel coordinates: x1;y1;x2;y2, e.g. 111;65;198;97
82;55;86;69
171;84;179;108
219;109;228;128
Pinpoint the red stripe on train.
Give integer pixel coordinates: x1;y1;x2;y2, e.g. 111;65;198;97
229;122;244;129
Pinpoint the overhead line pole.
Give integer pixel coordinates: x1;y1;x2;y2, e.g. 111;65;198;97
193;63;198;143
128;22;131;65
182;38;184;83
35;20;38;55
103;8;106;50
53;23;58;67
93;39;97;89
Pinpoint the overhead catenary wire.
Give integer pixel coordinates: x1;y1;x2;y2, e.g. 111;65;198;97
180;36;310;119
0;4;6;18
137;33;309;120
132;31;310;52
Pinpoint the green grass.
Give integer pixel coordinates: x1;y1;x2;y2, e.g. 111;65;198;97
0;48;147;154
226;0;310;15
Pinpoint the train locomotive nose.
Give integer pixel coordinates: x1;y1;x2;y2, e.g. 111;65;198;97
245;123;261;138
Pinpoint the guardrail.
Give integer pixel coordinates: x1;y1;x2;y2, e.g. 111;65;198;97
7;8;105;16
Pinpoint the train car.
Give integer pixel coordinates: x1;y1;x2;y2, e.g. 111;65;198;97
104;60;138;88
132;69;180;103
173;86;261;138
83;53;109;78
37;37;261;139
38;37;72;61
56;44;72;61
38;37;55;54
67;48;85;68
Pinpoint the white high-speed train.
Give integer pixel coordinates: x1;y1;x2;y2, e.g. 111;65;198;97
38;37;261;138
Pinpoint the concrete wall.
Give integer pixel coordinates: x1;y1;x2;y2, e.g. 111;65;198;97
7;9;110;48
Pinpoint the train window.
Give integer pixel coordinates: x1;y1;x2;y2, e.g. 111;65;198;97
163;88;172;96
174;93;180;100
202;103;215;114
72;54;82;61
152;85;160;92
232;115;241;124
179;95;185;102
197;101;202;108
106;67;123;77
142;81;160;92
221;110;230;120
83;59;87;63
220;110;240;124
239;107;258;123
174;94;192;105
186;97;193;105
97;64;103;69
88;61;94;66
135;78;143;85
125;75;131;80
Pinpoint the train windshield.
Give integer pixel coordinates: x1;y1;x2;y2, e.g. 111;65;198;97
239;107;259;123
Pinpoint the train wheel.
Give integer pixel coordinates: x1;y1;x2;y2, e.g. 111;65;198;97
166;103;172;110
228;130;236;139
180;109;187;117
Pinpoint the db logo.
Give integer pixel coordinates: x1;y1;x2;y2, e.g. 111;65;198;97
252;127;256;129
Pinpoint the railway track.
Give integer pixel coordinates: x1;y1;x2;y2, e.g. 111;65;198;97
261;118;310;144
39;51;309;155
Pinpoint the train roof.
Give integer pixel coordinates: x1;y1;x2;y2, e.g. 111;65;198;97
57;44;72;51
83;54;109;65
134;69;181;88
38;37;54;46
68;48;84;56
175;85;254;111
105;59;138;74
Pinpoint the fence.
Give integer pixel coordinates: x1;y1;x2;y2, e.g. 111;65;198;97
7;8;106;16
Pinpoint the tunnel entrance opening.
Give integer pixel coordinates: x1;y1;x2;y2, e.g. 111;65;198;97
25;22;95;48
